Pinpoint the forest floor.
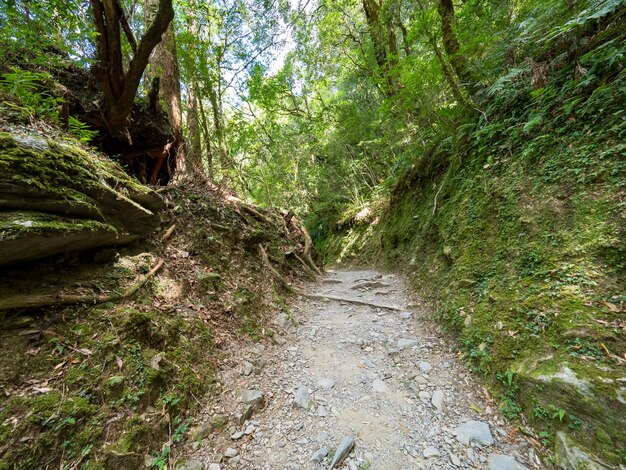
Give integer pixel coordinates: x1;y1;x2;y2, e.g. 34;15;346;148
180;269;540;470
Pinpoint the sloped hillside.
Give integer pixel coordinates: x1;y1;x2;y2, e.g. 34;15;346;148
0;140;313;467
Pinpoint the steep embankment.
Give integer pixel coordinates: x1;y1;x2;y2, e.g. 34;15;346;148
316;18;625;469
0;133;313;468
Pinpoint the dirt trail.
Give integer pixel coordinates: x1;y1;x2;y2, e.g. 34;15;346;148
183;270;540;470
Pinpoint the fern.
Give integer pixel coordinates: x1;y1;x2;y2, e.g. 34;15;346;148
68;116;98;143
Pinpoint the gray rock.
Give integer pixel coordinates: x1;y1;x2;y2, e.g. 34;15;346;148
431;390;444;411
242;361;254;376
455;420;494;446
293;422;304;432
418;391;431;401
555;432;610;469
191;423;213;441
176;459;204;470
397;338;417;349
242;389;265;407
208;465;221;470
399;311;412;319
329;436;355;469
293;385;311;409
450;454;461;466
317;378;335;389
419;361;433;373
372;378;388;393
283;464;299;470
230;431;244;440
224;447;239;458
273;312;291;330
487;454;529;470
423;446;441;458
310;447;328;463
464;315;472;328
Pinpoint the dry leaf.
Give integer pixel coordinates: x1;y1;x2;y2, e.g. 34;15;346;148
115;355;123;370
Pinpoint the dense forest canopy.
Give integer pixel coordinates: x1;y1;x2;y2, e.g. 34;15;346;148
2;0;623;212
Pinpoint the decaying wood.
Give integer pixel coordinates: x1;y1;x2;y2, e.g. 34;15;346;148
0;259;164;311
300;293;404;311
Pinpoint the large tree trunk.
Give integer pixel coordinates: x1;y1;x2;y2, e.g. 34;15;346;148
186;83;203;171
362;0;399;98
144;0;185;183
437;0;476;93
90;0;174;140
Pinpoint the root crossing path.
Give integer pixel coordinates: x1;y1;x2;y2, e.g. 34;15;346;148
183;270;540;470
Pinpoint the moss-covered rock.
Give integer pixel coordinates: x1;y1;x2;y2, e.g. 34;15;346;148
0;131;165;265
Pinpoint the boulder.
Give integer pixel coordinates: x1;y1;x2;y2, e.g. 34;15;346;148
0;132;164;265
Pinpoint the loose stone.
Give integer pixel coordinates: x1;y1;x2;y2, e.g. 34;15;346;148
293;385;311;409
487;454;529;470
455;420;495;446
310;447;329;463
423;446;441;458
329;436;355;469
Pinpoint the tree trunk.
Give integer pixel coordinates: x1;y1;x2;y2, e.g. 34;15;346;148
186;83;203;171
144;0;185;183
90;0;174;140
362;0;399;97
437;0;475;93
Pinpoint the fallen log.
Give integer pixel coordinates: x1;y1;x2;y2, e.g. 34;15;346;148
0;258;164;311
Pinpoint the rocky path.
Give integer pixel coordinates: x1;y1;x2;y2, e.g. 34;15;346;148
181;270;541;470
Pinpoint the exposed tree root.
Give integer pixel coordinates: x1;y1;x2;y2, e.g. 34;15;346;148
258;244;297;294
287;215;323;276
0;259;164;311
300;293;404;311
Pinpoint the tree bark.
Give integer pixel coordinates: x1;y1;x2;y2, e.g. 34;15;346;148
145;0;185;183
186;83;203;171
362;0;399;98
437;0;475;93
90;0;174;140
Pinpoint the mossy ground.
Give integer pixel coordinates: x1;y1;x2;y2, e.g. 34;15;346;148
313;35;626;466
0;184;306;468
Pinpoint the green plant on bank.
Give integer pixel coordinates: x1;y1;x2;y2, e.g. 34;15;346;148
0;67;97;142
496;369;522;419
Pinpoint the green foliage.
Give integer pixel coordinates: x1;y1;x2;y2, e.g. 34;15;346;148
68;116;99;143
0;67;60;121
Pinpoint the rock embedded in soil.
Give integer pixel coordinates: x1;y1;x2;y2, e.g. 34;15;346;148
176;459;204;470
487;454;529;470
293;385;311;409
455;420;495;446
329;436;355;469
397;338;417;349
431;390;444;411
224;447;239;458
419;361;433;373
310;447;329;463
317;378;335;389
423;446;441;458
190;422;213;441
